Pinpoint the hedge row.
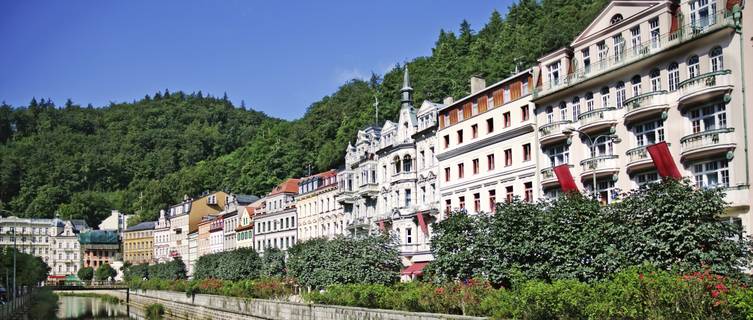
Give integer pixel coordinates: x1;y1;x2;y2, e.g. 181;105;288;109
128;277;295;300
305;266;753;319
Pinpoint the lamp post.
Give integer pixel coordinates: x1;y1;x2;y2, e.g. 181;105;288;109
562;128;621;200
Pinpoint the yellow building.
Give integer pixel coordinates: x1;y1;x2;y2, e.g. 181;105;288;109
123;221;155;265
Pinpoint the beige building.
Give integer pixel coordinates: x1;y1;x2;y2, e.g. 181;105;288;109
438;70;537;216
254;179;300;253
297;170;343;241
532;0;751;232
123;221;154;265
235;205;256;249
167;192;228;263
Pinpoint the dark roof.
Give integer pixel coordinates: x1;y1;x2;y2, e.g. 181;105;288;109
70;219;88;231
126;221;155;232
235;194;260;205
78;230;119;244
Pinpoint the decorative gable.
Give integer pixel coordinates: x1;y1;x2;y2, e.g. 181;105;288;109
571;0;668;46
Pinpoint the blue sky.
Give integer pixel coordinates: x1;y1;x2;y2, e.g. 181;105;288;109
0;0;511;120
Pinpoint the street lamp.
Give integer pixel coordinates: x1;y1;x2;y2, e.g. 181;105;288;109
562;127;621;200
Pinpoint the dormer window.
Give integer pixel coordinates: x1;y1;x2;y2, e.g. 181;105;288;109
610;14;623;25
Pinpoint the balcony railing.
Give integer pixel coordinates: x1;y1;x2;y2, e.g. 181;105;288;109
580;155;619;173
678;70;732;101
624;91;668;113
680;128;735;154
626;145;650;164
578;107;617;127
539;120;572;137
533;10;734;99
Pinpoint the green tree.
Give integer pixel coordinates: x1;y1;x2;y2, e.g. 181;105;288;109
261;248;286;277
77;266;94;281
95;263;116;281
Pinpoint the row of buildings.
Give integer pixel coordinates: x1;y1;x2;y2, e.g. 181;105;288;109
2;0;752;281
0;210;127;282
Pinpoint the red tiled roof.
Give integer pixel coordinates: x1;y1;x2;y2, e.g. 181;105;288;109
401;262;429;276
269;178;301;196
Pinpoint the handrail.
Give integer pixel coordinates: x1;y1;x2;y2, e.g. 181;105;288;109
678;69;732;88
539;120;572;130
680;127;735;143
533;10;734;98
579;154;619;166
624;90;668;107
578;107;617;120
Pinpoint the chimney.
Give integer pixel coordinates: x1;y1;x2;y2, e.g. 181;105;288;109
470;76;486;94
443;97;454;105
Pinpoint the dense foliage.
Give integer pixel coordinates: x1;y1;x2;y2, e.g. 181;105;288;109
0;247;49;287
287;235;402;289
306;266;753;319
0;0;610;226
192;247;262;281
141;258;187;281
95;263;117;281
77;266;94;281
430;180;752;286
260;248;286;278
129;277;295;300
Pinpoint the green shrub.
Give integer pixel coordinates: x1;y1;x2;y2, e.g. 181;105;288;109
145;303;165;320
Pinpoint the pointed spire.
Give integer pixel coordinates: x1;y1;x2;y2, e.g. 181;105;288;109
400;66;413;107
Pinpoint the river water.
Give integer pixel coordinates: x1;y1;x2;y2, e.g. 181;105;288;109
55;295;131;319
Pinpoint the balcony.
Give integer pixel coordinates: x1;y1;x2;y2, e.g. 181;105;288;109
680;128;736;161
678;70;732;108
335;189;358;204
539;120;572;145
623;91;669;124
540;165;574;187
533;10;735;99
579;155;619;179
577;107;617;134
358;182;379;198
625;145;657;174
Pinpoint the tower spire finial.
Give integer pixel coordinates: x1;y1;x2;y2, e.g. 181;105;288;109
400;66;413;107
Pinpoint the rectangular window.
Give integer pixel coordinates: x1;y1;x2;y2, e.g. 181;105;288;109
633;120;665;146
630;26;641;55
690;104;726;133
444;135;450;148
504;149;512;166
690;0;718;30
613;34;625;62
458;196;465;209
488;190;496;212
521;78;529;95
650;71;661;91
635;171;660;186
487;154;495;171
486;118;494;133
457;130;463;144
472;158;480;174
523;143;532;161
597;41;608;67
548;61;561;87
406;228;413;244
649;18;660;49
445;199;452;214
503;112;511;127
473;193;481;213
693;160;729;188
601;89;610;109
582;48;591;73
503;86;511;102
444;167;450;182
668;66;680;91
524;182;533;202
588;180;617;205
521;105;530;121
405;189;412;207
505;186;514;203
471;124;478;139
458;163;464;179
572;98;581;119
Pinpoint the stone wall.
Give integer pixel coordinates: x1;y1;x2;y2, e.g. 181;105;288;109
118;289;487;320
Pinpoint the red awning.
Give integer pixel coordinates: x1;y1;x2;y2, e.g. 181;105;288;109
47;275;66;279
401;262;428;276
646;142;682;179
416;212;429;235
553;164;579;192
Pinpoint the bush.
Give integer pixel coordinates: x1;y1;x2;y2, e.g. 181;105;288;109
261;248;286;277
147;258;186;280
145;303;165;320
193;248;262;280
94;263;116;281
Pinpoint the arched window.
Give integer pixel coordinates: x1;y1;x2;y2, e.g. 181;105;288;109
710;47;723;72
688;55;700;78
610;14;623;25
600;87;611;108
559;101;568;120
393;156;401;174
572;97;581;119
668;62;680;91
585;92;594;111
631;75;642;96
403;155;412;172
650;69;661;91
616;81;626;108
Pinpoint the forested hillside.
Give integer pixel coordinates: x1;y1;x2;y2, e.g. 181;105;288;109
0;0;609;226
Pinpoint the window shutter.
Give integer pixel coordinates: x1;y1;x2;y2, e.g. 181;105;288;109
439;113;445;128
511;82;522;100
478;95;488;113
463;102;472;119
493;89;504;107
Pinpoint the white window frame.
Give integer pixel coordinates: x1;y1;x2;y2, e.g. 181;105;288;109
690;103;726;133
693;159;729;188
650;69;661;91
613;34;625;62
546;144;570;167
548;61;561;87
710;47;723;72
572;97;581;119
690;0;717;30
668;63;680;91
688;55;700;78
633;119;665;147
616;82;626;108
649;18;660;49
630;26;641;55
